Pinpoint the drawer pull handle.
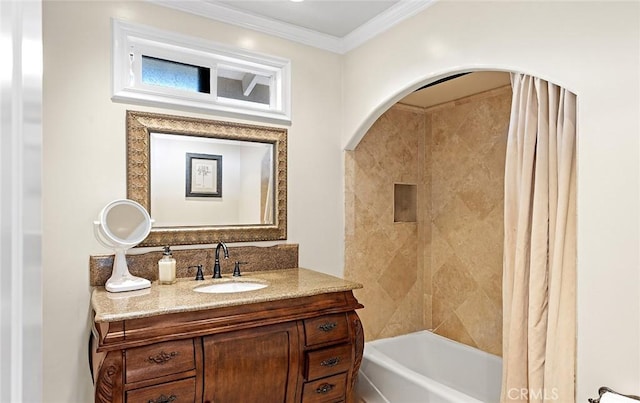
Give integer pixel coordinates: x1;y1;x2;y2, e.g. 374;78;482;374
320;357;341;367
316;383;335;394
148;394;176;403
317;322;337;332
147;351;178;365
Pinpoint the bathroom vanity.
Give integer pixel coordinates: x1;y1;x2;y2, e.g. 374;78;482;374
90;268;364;403
91;113;362;402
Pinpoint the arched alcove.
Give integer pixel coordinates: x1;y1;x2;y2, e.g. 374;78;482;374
340;3;640;399
344;71;512;354
343;67;573;151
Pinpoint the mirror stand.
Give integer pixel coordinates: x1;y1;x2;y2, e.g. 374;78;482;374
104;246;150;292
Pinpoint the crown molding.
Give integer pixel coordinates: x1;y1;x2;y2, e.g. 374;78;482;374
341;1;436;53
147;0;437;54
147;0;344;53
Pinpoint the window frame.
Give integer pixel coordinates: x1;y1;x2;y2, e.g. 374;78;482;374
112;19;291;123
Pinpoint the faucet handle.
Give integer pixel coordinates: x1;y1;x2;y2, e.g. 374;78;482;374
189;265;205;281
233;261;248;277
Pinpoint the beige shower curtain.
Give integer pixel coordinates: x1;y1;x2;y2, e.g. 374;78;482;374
501;74;577;403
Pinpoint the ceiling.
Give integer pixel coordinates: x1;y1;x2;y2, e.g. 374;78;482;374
400;71;512;109
215;0;400;37
150;0;435;53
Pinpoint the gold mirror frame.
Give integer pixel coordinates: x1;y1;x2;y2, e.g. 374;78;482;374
126;110;287;247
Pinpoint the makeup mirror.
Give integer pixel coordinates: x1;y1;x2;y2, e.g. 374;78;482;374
94;199;152;292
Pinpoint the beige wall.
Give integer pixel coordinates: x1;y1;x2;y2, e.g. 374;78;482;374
346;86;510;357
43;1;343;400
343;2;640;399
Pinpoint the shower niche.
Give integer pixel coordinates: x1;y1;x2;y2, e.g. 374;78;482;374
394;183;417;223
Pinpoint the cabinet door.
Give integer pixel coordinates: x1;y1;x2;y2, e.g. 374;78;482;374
203;322;300;403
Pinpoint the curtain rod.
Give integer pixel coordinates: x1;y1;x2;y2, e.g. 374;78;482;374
414;72;470;92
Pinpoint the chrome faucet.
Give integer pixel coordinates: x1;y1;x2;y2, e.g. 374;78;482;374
213;241;229;278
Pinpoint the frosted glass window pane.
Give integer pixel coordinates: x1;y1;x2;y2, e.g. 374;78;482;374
142;56;210;93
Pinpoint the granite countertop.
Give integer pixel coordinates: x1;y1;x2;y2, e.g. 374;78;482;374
91;268;362;323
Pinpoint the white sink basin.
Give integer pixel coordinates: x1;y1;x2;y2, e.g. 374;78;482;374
193;281;268;294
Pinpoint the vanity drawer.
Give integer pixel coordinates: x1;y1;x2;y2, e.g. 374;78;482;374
305;343;352;381
125;339;195;384
304;313;349;346
301;373;347;403
125;377;195;403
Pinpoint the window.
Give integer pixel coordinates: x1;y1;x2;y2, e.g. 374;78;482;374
112;20;291;122
141;56;211;94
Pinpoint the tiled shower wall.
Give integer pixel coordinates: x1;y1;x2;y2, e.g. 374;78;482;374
345;86;512;355
345;105;426;341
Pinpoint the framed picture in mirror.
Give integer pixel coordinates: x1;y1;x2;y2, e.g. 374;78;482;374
186;153;222;198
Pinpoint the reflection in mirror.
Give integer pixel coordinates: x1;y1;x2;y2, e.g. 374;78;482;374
105;202;150;242
126;110;287;247
150;133;274;227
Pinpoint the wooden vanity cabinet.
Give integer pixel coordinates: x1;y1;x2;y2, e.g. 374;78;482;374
92;291;364;403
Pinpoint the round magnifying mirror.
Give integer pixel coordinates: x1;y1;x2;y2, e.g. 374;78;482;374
94;199;153;292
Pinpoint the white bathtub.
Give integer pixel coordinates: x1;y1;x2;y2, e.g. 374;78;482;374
356;330;502;403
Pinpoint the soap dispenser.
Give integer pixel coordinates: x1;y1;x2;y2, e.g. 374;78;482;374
158;246;176;285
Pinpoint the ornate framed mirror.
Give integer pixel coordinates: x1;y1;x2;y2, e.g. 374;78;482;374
126;110;287;246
